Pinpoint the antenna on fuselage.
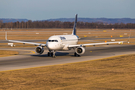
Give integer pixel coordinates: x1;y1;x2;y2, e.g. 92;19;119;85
72;14;78;35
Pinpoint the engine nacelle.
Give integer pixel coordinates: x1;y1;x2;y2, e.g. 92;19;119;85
35;46;44;54
75;47;85;55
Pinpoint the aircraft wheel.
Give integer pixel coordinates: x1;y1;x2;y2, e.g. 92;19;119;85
74;52;77;56
48;52;50;56
51;52;53;57
74;52;80;57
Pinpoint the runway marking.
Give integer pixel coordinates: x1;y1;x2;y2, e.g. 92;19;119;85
90;49;105;53
19;50;36;54
31;51;35;54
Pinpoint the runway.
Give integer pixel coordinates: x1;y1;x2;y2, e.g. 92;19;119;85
0;45;135;71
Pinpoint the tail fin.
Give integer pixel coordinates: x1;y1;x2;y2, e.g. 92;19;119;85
72;14;78;35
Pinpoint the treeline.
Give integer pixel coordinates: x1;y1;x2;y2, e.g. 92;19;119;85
0;20;135;29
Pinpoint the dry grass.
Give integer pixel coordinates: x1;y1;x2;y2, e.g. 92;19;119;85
0;54;135;90
0;50;18;57
0;29;134;40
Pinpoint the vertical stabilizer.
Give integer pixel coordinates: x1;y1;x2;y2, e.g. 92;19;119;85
72;14;78;35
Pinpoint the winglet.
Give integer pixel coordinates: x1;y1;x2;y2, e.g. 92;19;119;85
72;14;78;35
5;32;7;40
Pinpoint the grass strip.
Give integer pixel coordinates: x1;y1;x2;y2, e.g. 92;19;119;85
0;54;135;90
0;50;18;57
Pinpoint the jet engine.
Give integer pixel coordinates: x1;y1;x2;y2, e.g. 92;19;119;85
35;46;44;54
75;47;85;55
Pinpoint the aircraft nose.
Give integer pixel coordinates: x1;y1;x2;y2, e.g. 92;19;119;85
47;43;57;50
47;43;53;49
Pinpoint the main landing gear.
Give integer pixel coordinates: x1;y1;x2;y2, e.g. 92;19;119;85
74;52;80;57
47;50;80;58
48;50;56;58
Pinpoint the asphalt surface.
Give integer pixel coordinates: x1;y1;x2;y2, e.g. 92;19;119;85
0;45;135;71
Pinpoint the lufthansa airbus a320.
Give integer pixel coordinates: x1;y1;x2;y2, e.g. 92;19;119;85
6;14;124;58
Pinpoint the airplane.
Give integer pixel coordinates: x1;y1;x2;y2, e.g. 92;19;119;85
5;14;125;58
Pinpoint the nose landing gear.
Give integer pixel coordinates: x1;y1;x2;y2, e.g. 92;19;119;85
48;50;56;58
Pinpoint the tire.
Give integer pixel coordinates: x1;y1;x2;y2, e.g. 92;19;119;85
48;52;50;56
74;52;81;57
51;52;53;57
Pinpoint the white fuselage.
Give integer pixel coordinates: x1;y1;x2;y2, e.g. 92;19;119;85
46;35;78;51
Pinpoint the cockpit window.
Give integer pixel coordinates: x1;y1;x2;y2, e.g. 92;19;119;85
48;40;51;42
48;40;58;42
54;40;58;42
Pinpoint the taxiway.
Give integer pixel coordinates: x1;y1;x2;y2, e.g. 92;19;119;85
0;45;135;71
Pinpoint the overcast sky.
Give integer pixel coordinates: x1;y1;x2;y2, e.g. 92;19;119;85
0;0;135;20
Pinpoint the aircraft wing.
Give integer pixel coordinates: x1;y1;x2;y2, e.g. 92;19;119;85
5;32;46;46
8;40;46;47
68;41;124;47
